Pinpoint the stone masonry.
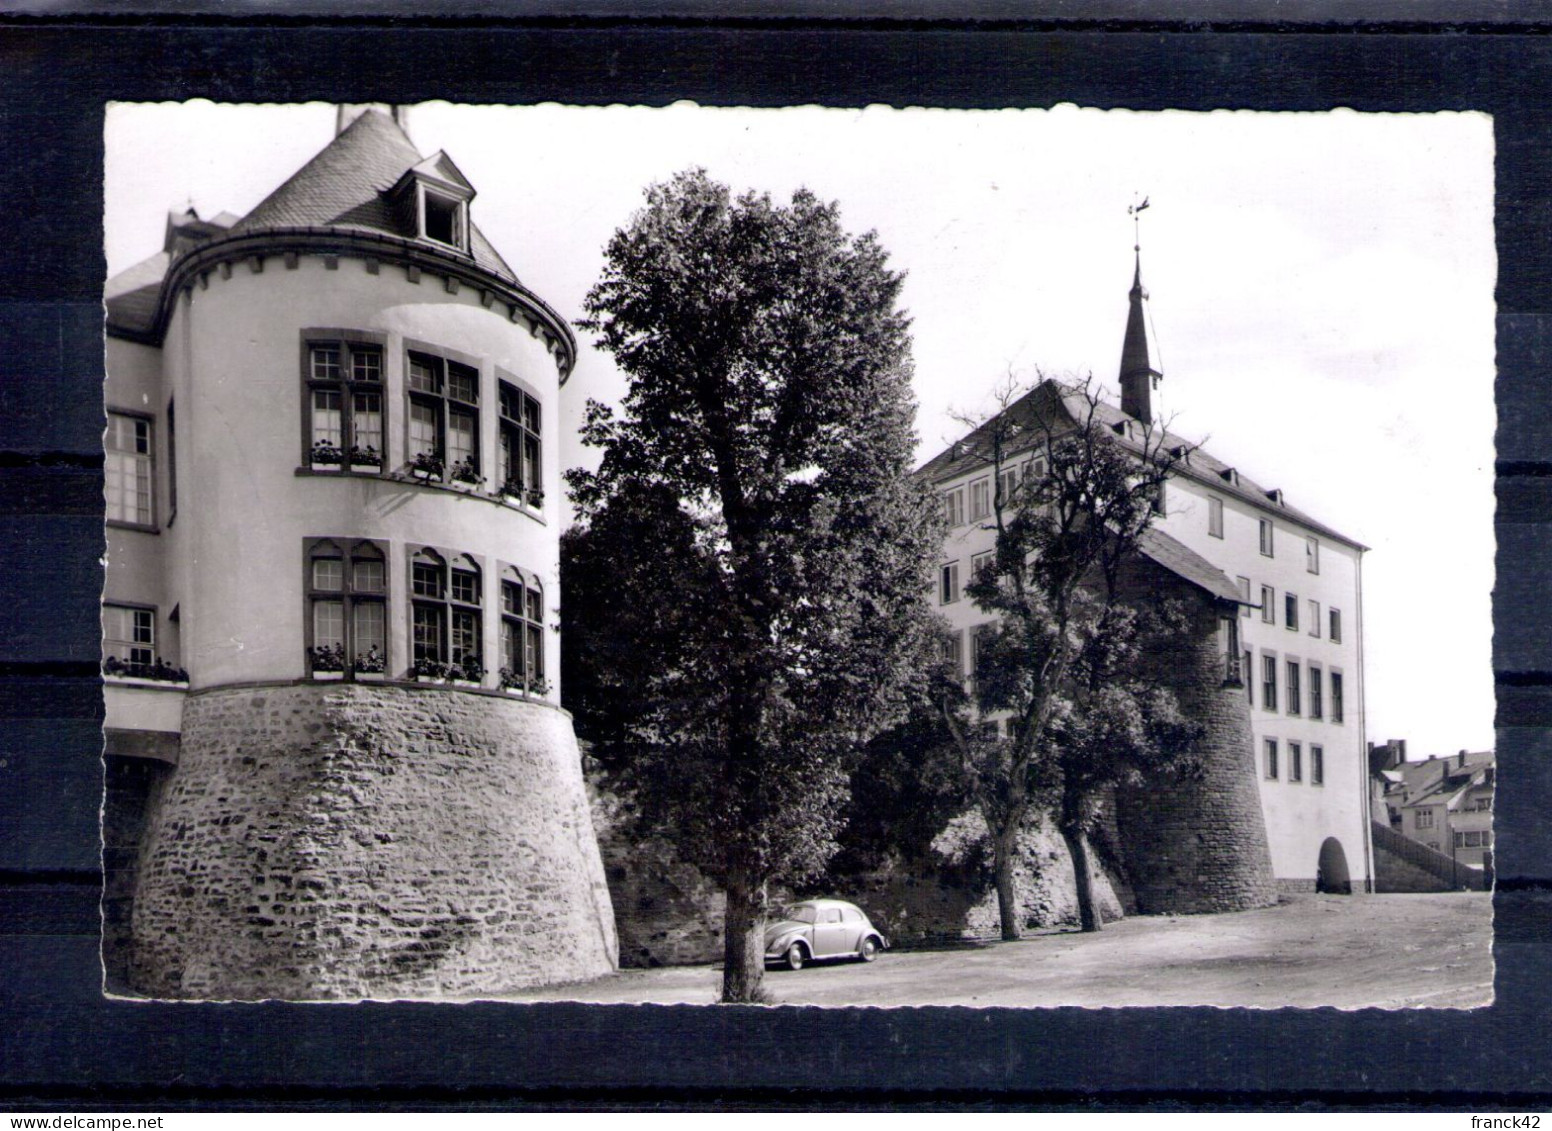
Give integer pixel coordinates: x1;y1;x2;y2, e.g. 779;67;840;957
127;683;617;999
1114;562;1280;914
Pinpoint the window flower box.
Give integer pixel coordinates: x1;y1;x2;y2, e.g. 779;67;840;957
526;487;545;510
408;451;444;481
102;655;190;685
449;457;482;487
309;643;346;678
412;658;449;682
500;477;526;503
349;445;382;473
499;667;548;697
354;646;386;680
310;440;345;471
448;658;484;687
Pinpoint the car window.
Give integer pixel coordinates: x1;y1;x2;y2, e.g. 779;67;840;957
821;908;841;924
785;905;817;924
841;907;861;923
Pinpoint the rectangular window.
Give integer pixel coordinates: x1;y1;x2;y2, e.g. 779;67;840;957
1261;654;1278;711
1209;496;1224;538
1308;599;1321;638
1416;808;1434;830
306;340;385;470
1237;576;1251;619
943;487;965;527
1259;518;1274;557
1244;650;1254;705
1289;741;1303;782
1265;738;1279;780
105;412;154;525
1306;536;1320;574
939;630;964;674
968;477;992;522
1311;744;1324;785
970;625;991;687
1150;482;1166;516
971;551;995;584
103;604;155;667
1286;660;1301;716
997;465;1020;509
1285;593;1299;632
940;562;960;605
499;381;544;504
1309;664;1323;720
1331;671;1345;723
1329;608;1342;644
1261;585;1276;625
407;351;480;484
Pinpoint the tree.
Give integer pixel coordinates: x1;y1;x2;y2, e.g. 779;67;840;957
568;169;941;1002
939;374;1197;937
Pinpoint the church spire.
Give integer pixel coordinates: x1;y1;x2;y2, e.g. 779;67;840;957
1120;199;1162;425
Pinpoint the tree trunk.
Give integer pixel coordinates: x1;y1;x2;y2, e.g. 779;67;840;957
721;869;767;1003
1062;824;1102;932
992;824;1023;941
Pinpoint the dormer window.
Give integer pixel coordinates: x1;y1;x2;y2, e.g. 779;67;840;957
422;189;465;250
390;151;476;255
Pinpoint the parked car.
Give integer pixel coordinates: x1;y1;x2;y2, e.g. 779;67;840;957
764;899;888;970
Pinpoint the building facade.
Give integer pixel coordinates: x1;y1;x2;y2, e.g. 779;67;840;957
1378;746;1495;870
919;253;1374;903
102;106;617;999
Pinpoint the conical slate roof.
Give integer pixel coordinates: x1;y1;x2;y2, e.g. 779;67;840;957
107;109;528;337
1118;251;1159;389
231;109;518;285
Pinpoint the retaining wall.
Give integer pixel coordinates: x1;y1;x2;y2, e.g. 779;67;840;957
128;682;617;999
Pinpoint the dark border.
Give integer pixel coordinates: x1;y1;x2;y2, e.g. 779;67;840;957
3;15;1549;1110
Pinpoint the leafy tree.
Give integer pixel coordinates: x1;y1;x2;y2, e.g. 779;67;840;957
568;169;941;1002
940;374;1198;937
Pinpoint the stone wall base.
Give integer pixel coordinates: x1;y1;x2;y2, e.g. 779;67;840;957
127;683;616;999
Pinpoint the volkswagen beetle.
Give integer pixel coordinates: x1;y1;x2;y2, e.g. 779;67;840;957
764;898;888;970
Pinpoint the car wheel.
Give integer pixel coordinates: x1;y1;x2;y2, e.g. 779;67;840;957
859;937;879;963
785;942;806;971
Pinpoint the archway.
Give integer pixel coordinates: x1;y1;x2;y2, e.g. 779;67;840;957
1316;836;1352;894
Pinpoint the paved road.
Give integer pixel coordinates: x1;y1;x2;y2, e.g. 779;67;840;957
495;892;1492;1009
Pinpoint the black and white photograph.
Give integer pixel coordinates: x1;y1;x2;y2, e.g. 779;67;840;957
101;100;1495;1011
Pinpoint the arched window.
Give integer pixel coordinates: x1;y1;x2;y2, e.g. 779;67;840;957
307;538;388;676
500;566;545;693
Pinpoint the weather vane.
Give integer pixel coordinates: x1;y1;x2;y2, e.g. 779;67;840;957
1128;194;1151;252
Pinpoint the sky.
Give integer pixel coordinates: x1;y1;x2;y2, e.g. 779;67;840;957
104;102;1497;759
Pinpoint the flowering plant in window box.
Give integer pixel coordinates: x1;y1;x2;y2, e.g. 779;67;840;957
526;487;545;510
102;655;189;685
500;476;526;502
348;444;381;472
408;450;444;480
354;645;386;679
498;667;547;697
310;440;345;470
449;457;481;486
412;657;449;682
309;643;346;678
449;655;484;685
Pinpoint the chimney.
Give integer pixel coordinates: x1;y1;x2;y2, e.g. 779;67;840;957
335;104;411;139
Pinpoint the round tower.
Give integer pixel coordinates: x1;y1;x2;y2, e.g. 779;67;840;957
110;110;617;998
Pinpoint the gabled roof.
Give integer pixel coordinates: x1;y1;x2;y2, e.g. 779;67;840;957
401;151;475;196
1135;526;1247;605
916;377;1366;551
106;109;525;338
